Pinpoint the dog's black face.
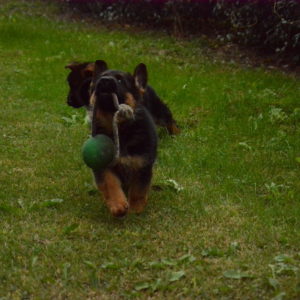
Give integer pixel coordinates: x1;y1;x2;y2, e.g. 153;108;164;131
90;60;147;113
65;62;94;108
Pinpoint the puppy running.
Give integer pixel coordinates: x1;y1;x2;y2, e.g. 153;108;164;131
88;60;157;217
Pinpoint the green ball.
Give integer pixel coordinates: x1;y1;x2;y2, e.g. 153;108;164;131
82;134;115;170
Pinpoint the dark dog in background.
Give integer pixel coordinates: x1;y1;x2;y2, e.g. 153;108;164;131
88;60;157;217
65;62;94;121
65;62;180;135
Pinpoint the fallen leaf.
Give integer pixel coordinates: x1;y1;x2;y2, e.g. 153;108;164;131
267;277;279;290
63;223;79;235
223;270;253;279
165;179;184;192
169;270;185;282
134;282;151;291
42;198;64;208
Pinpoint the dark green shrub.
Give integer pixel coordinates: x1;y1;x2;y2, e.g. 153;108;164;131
59;0;300;64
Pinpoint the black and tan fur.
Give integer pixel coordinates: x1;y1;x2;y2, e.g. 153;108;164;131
89;60;157;217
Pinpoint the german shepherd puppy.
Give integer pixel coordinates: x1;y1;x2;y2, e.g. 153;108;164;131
65;62;94;121
65;62;180;135
89;60;157;217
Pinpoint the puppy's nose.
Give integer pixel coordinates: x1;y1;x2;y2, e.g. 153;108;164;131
97;76;117;93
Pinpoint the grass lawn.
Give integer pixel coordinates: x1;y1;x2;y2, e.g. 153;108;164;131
0;1;299;299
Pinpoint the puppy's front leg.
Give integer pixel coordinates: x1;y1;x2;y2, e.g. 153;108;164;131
94;170;128;218
128;166;153;214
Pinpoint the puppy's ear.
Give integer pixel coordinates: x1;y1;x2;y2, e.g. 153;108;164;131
82;63;95;78
134;63;147;92
65;62;81;71
93;60;108;77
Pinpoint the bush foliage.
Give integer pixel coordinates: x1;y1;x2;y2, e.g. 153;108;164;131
61;0;300;64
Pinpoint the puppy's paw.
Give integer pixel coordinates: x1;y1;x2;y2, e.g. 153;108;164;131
109;200;129;218
116;104;134;122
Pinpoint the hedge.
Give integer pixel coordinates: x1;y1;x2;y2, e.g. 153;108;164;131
59;0;300;64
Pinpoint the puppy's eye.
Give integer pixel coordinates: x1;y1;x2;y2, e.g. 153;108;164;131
116;75;124;84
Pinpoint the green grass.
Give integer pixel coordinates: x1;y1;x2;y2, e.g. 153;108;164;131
1;1;300;299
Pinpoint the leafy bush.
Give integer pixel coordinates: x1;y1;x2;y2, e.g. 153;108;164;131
213;0;300;62
59;0;300;64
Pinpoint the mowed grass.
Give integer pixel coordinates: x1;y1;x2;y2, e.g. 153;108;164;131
0;1;300;299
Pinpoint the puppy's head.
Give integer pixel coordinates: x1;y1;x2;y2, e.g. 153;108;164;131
90;60;148;112
65;62;94;108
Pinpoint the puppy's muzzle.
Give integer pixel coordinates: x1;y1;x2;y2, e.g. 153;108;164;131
97;76;118;94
